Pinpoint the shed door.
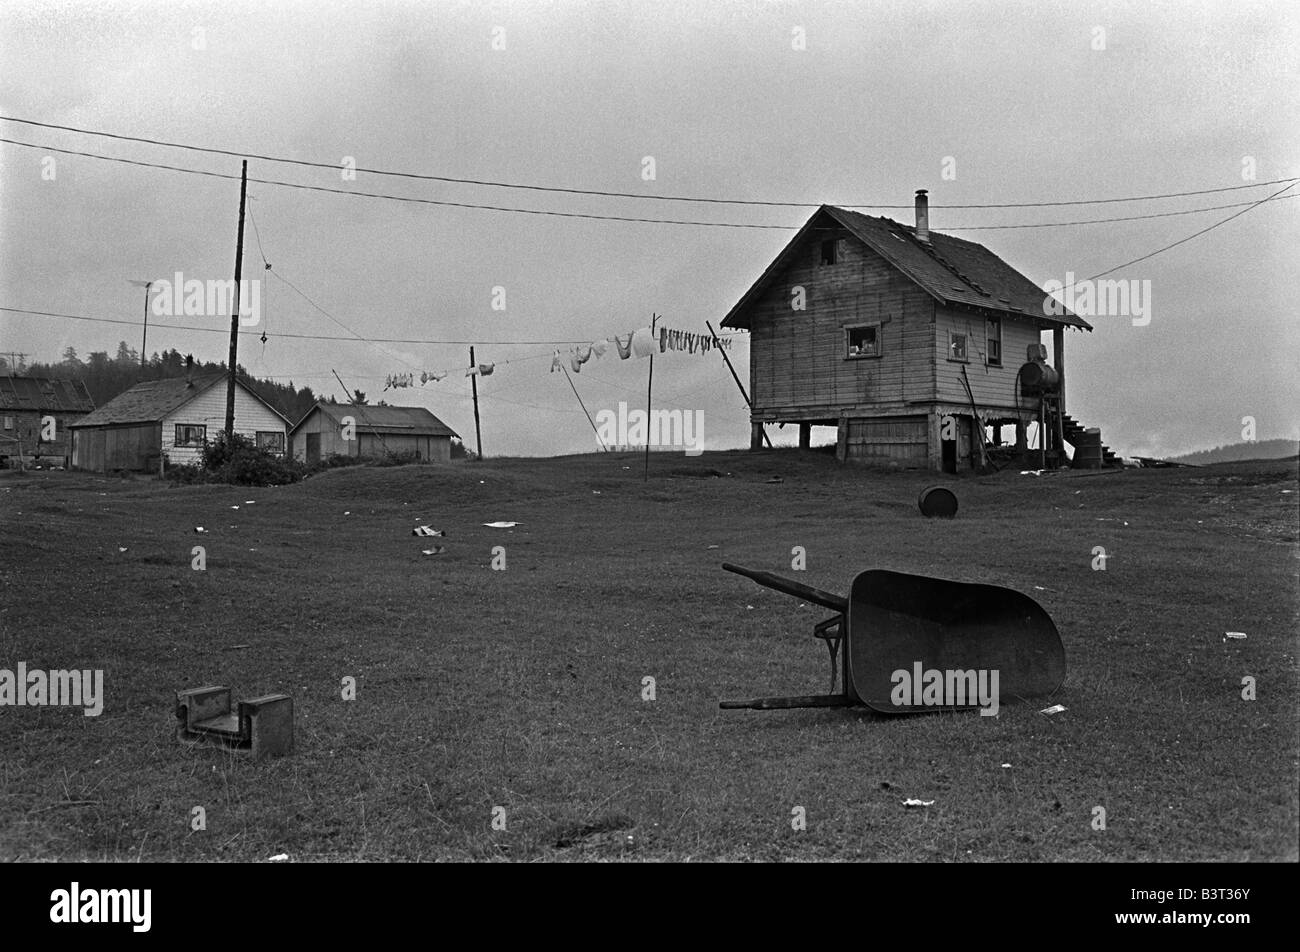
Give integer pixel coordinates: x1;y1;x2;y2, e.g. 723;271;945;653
306;432;320;464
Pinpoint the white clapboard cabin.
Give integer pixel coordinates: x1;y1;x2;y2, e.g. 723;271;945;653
69;373;290;473
720;191;1109;472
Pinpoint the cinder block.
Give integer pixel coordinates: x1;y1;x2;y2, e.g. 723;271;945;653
241;694;294;760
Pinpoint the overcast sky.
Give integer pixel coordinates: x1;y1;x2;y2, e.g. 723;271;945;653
1;0;1296;458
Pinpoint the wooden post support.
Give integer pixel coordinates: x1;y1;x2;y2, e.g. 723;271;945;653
751;422;765;450
1053;326;1065;416
798;422;811;450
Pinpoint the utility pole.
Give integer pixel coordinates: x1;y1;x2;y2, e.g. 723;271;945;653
469;346;483;460
224;160;248;441
128;279;153;375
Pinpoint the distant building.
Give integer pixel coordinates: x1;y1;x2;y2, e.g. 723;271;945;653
69;374;290;473
0;375;96;468
289;402;458;463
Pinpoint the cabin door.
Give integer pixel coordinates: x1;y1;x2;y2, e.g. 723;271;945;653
306;432;321;464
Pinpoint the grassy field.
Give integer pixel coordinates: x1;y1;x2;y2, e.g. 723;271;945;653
1;450;1296;861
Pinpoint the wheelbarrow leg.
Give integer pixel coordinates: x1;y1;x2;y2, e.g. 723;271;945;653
719;694;854;711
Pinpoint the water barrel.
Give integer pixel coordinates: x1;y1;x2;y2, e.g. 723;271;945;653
1073;428;1103;469
918;486;958;518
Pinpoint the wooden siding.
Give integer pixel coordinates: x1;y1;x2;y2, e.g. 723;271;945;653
71;423;160;472
748;229;936;419
933;305;1041;413
843;415;928;467
160;383;287;466
290;408;451;462
1;409;85;465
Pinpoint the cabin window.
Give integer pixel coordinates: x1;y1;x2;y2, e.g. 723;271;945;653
948;333;968;362
819;238;843;266
256;431;285;455
174;424;206;447
986;319;1002;366
2;416;12;430
845;323;882;359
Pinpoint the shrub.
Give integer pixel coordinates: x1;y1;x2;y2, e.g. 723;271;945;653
166;432;304;486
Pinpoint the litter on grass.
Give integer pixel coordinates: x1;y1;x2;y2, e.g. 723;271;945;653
194;527;206;533
421;547;446;556
1224;632;1247;640
412;526;445;537
1001;763;1012;768
268;853;289;863
1040;704;1066;715
902;799;935;808
118;547;127;552
484;521;520;528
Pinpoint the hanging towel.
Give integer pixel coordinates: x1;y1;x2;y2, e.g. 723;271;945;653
551;350;563;373
631;326;657;359
575;344;592;365
569;350;583;373
479;363;495;376
465;366;478;377
592;339;609;359
612;333;634;360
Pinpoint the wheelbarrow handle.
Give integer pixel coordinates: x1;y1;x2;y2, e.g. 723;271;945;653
721;563;848;613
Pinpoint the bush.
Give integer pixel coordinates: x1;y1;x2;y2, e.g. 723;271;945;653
166;432;304;486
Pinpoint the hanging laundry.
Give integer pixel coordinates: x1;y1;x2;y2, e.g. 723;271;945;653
575;344;592;365
592;339;609;359
612;333;634;360
569;350;583;373
631;325;657;359
479;363;495;376
465;366;478;377
551;350;564;373
429;371;447;382
420;371;428;385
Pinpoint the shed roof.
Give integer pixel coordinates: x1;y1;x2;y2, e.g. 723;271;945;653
293;402;458;439
721;205;1092;331
0;375;96;413
70;374;290;428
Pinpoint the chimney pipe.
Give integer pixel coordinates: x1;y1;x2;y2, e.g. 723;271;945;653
914;189;930;242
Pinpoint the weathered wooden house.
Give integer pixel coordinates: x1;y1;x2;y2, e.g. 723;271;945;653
69;374;290;473
289;402;458;463
0;375;96;468
721;192;1114;471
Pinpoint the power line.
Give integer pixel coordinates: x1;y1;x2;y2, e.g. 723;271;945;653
3;114;1295;210
5;135;1295;233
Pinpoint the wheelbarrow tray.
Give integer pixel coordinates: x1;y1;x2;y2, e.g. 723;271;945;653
718;562;1066;714
847;570;1066;713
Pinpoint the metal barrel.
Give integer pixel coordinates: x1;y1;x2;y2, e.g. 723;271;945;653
918;486;958;518
721;563;848;612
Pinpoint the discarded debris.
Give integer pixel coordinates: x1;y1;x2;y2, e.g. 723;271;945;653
194;527;206;533
224;644;250;651
483;521;520;528
268;853;289;863
421;547;446;556
1000;763;1012;769
118;547;127;552
1224;632;1247;641
1020;470;1044;477
707;544;719;549
1040;704;1066;715
902;798;935;808
412;526;445;537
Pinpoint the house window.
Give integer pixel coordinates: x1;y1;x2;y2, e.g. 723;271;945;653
2;416;12;430
820;238;843;266
174;424;206;447
845;323;882;359
987;319;1002;366
256;431;285;455
949;333;968;362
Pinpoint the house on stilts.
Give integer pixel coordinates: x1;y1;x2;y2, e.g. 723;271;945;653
721;190;1118;472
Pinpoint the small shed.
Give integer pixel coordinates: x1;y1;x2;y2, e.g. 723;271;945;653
69;374;290;473
290;402;458;463
0;376;96;468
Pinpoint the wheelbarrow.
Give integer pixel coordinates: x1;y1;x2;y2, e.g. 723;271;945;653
718;563;1065;713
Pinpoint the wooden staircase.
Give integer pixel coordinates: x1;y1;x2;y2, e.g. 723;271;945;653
1061;413;1120;467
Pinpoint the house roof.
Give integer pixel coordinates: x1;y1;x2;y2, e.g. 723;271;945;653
0;375;96;413
721;205;1092;332
292;402;459;439
69;374;291;428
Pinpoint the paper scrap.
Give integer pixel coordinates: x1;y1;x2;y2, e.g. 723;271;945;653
902;798;935;808
412;526;444;537
483;521;520;528
1224;632;1247;640
1040;704;1066;715
268;853;289;862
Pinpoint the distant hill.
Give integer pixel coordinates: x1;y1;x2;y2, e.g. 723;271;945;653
1170;439;1299;465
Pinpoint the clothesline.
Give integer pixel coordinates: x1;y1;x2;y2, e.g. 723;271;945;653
384;322;733;391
